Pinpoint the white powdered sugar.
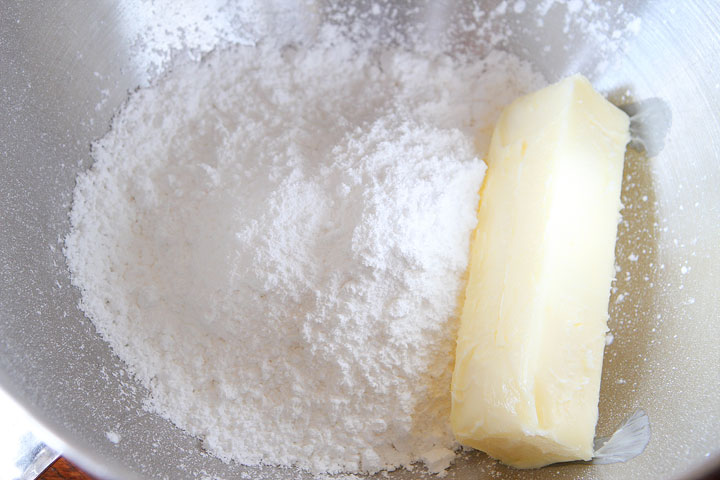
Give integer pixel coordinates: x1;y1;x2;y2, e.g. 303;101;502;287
65;29;542;476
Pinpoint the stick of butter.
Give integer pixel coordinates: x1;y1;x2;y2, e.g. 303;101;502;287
450;74;630;468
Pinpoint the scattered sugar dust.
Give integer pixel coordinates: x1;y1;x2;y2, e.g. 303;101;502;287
105;431;122;444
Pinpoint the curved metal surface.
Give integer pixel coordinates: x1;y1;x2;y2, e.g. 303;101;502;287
0;388;59;480
1;1;718;479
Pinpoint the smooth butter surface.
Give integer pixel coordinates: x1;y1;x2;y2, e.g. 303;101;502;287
450;74;630;468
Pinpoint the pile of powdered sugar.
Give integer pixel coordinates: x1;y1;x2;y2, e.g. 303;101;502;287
65;28;543;476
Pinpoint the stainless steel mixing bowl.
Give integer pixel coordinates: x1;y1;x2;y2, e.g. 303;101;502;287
1;1;719;479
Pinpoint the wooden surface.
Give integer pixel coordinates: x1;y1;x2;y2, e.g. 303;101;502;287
39;457;96;480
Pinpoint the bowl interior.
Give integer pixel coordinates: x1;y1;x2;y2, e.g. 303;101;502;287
1;1;719;479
